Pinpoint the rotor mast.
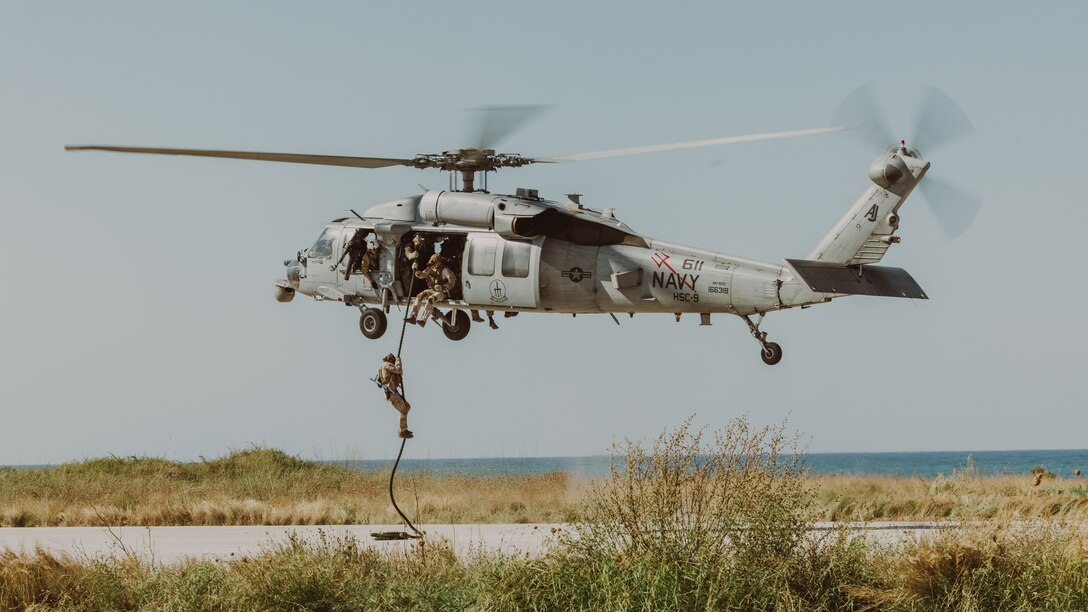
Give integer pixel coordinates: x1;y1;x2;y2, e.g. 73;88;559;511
460;169;476;193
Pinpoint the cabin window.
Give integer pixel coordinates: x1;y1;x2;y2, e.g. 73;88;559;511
308;227;338;259
467;238;497;276
501;240;532;278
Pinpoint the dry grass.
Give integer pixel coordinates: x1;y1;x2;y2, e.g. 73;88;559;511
4;448;1088;528
814;473;1088;522
0;449;583;527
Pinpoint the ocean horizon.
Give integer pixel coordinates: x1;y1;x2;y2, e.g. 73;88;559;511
323;448;1088;480
8;449;1087;480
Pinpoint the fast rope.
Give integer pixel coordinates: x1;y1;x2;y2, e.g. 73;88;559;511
372;265;423;541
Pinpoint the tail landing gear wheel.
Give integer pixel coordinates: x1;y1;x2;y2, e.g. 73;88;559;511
359;308;387;339
761;342;783;366
441;309;471;341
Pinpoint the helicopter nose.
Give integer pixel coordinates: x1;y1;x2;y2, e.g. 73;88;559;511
285;260;301;290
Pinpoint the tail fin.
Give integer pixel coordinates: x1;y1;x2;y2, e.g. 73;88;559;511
809;150;929;265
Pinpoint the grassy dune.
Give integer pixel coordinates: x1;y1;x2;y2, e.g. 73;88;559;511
3;422;1087;610
3;448;1087;527
0;450;579;527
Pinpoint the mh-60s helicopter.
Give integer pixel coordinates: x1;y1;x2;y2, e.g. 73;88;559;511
67;87;978;365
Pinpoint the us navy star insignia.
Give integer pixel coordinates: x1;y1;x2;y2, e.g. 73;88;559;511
562;267;592;283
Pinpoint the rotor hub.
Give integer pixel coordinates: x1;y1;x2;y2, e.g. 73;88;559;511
411;149;534;174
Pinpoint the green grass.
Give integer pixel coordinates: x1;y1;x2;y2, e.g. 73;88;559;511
5;524;1088;611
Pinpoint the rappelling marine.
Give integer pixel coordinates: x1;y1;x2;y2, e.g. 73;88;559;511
375;353;412;439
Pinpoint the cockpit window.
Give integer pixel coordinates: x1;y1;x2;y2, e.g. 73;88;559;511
308;227;338;259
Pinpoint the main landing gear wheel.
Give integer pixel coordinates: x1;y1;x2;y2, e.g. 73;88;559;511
741;313;783;366
359;308;388;339
441;309;471;341
761;342;783;366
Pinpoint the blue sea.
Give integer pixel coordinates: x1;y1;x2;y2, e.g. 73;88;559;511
9;450;1087;479
328;449;1088;480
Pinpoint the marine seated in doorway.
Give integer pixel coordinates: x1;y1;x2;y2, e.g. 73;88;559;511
407;254;458;327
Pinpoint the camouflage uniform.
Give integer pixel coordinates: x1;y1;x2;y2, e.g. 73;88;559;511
376;354;412;438
401;235;432;295
359;247;380;273
408;255;458;327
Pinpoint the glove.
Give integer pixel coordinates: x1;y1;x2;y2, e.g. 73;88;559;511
329;265;336;271
412;263;418;270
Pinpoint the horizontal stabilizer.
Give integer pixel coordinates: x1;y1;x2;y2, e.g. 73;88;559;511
785;259;927;299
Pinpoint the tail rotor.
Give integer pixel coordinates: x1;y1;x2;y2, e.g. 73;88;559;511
835;84;981;239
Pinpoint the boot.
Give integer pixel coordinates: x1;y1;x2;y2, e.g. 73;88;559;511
399;429;414;439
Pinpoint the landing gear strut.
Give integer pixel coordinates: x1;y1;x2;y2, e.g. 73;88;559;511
742;313;782;366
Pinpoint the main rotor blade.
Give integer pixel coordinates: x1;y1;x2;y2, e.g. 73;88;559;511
535;126;848;163
473;105;549;150
64;146;416;169
833;83;895;151
912;86;974;155
919;176;982;239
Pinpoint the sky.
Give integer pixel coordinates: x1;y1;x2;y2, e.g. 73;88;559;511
2;2;1086;464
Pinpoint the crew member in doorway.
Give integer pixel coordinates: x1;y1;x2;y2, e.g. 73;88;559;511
376;353;412;438
408;254;457;327
333;230;368;280
403;234;428;265
402;234;432;294
357;241;381;289
360;241;380;274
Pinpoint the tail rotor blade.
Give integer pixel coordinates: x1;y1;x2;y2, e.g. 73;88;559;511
833;83;895;151
919;176;981;239
913;86;974;155
473;105;549;150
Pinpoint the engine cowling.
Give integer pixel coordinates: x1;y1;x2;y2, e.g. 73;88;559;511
419;191;496;228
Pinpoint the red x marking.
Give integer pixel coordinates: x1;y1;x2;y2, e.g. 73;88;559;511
651;251;678;274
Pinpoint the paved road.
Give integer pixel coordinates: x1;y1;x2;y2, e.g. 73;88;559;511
0;522;954;564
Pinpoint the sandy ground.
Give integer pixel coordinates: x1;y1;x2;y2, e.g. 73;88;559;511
0;522;955;564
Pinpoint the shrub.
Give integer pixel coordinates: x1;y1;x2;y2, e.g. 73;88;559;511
480;416;829;609
576;416;809;562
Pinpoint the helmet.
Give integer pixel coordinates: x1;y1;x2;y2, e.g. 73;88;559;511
383;353;396;363
428;254;442;266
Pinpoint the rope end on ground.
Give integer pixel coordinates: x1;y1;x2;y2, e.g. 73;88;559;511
370;530;422;541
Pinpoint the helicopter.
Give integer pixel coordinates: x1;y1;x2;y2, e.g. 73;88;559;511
66;87;978;365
